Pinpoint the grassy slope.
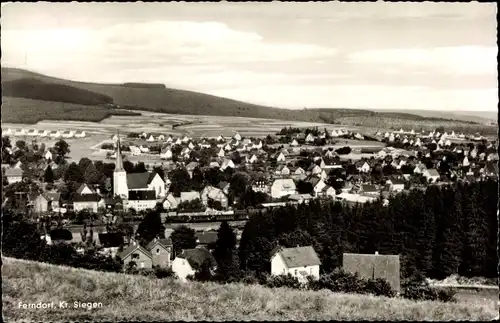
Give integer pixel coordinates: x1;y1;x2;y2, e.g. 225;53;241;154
2;257;497;322
1;67;485;128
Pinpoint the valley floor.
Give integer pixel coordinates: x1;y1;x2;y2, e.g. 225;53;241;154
2;257;498;321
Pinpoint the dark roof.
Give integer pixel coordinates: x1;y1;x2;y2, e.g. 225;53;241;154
361;184;378;192
98;232;124;248
103;196;122;205
343;253;400;292
118;243;152;260
177;248;216;270
273;246;321;268
128;190;156;201
49;229;73;241
485;163;499;174
388;178;405;185
195;232;218;245
307;176;321;187
217;181;230;190
126;172;156;189
146;238;173;250
73;193;101;202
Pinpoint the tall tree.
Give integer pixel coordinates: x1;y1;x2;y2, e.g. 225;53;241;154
213;221;239;281
170;225;197;257
54;139;70;157
63;162;84;184
44;165;54;184
135;210;165;246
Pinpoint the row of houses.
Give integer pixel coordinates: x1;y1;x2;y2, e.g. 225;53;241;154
3;128;87;138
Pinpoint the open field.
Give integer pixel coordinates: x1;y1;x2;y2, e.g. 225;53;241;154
3;257;497;321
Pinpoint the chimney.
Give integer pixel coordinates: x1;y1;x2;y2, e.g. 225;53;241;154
375;251;379;256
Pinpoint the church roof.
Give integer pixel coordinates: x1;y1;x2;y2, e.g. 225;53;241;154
126;172;155;189
115;131;124;171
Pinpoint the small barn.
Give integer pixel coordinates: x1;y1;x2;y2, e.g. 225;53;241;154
342;252;401;293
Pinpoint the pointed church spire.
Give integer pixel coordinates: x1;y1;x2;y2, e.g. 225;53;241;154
115;130;124;172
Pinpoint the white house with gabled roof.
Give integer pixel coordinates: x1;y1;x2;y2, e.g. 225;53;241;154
271;246;321;283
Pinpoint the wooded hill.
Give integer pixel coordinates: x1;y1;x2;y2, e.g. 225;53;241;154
2;67;484;128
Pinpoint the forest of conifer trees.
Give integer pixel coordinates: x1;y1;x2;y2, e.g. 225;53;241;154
238;179;498;280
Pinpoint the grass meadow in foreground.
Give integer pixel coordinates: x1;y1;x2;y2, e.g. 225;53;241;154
2;257;497;322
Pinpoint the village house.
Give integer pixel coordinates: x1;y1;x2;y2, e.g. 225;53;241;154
61;130;75;138
246;154;258;164
147;238;173;268
275;165;291;177
73;192;101;213
172;248;217;281
276;152;286;163
270;178;297;199
357;161;371;173
386;178;405;192
74;130;86;138
217;181;230;195
162;193;179;210
185;162;199;178
180;191;201;203
306;176;327;197
318;185;335;198
126;191;157;211
270;246;321;283
217;148;225;158
305;133;315;143
33;192;61;214
200;186;228;208
4;167;23;184
343;252;401;293
49;130;61;139
357;184;380;197
38;130;50;137
220;159;235;171
423;169;440;183
44;150;53;161
118;241;153;269
160;149;172;160
288;193;314;204
195;232;218;250
252;179;270;194
209;161;220;168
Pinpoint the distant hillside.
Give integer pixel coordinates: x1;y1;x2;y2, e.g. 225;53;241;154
376;109;497;125
2;97;140;124
3;257;496;322
1;67;495;133
3;78;115;106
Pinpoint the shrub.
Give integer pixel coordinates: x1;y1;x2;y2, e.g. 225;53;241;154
401;273;456;302
265;274;303;289
154;266;176;279
363;278;395;297
308;269;395;297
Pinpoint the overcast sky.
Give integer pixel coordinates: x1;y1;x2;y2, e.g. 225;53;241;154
2;2;498;111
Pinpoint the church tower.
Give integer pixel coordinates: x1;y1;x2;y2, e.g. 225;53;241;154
113;131;128;199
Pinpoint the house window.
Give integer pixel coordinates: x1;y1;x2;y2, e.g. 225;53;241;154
140;261;145;268
294;269;298;275
156;248;160;255
132;253;139;259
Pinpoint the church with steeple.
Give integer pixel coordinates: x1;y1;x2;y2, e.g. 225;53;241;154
113;131;166;211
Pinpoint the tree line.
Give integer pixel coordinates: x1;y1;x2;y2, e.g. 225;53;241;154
238;179;498;280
